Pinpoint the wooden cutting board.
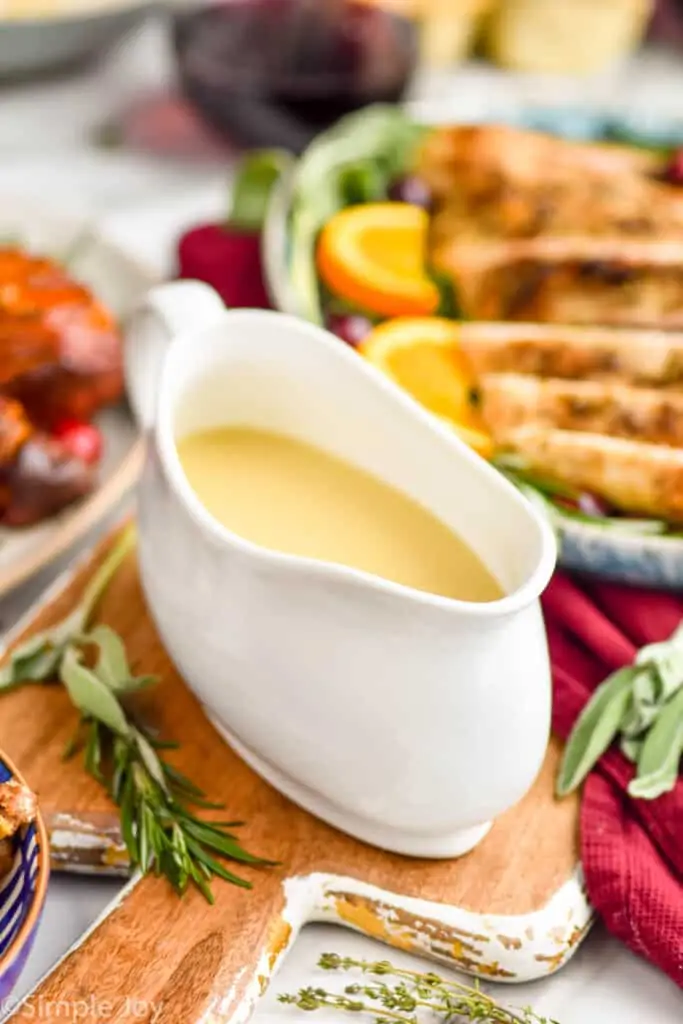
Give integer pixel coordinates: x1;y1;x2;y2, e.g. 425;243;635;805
1;527;591;1022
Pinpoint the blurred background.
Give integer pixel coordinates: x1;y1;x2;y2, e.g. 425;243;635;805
3;0;683;270
4;0;683;157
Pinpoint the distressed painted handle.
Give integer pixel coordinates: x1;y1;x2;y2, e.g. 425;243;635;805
45;810;128;877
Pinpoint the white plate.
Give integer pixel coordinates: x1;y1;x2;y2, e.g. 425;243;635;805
0;196;156;599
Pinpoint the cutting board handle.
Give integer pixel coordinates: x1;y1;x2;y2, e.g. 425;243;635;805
9;869;296;1023
2;526;587;998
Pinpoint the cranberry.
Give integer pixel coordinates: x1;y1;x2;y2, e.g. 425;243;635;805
52;419;103;466
577;491;611;517
660;148;683;186
388;175;433;210
177;224;270;308
327;313;373;348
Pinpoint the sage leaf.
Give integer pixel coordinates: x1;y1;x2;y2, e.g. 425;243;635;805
0;598;93;690
117;674;158;694
620;735;643;763
0;637;61;688
59;648;131;738
88;624;157;694
628;687;683;799
635;623;683;695
0;522;264;900
89;625;130;687
556;666;635;796
620;666;659;737
2;632;51;663
133;729;169;794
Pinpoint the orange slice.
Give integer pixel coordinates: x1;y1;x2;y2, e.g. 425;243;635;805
437;419;495;461
317;203;440;318
360;316;494;459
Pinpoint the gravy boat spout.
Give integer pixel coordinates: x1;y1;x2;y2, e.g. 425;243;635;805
126;281;557;858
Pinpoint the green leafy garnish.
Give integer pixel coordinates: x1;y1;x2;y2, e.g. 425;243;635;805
495;455;669;539
280;954;560;1024
557;623;683;799
287;105;426;323
556;668;634;796
628;688;683;799
230;149;293;233
429;269;463;320
322;288;382;323
0;523;139;691
0;524;272;900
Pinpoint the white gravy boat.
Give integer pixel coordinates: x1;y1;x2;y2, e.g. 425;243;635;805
125;280;557;858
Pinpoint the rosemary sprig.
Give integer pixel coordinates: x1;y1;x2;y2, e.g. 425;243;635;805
0;524;272;901
279;955;560;1024
557;623;683;799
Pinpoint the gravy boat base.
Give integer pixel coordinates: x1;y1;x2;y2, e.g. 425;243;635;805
210;714;492;858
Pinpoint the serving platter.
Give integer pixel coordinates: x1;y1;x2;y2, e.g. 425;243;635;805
0;197;156;600
1;524;590;1020
263;104;683;591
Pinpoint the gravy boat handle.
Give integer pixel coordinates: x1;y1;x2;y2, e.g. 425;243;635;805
125;280;226;429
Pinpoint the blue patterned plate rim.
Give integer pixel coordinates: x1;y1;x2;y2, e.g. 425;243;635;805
0;750;49;975
407;100;683;149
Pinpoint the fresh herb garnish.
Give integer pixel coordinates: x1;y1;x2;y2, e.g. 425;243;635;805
280;954;560;1024
429;269;463;320
557;624;683;799
287;105;426;323
0;524;271;900
230;149;293;233
337;160;387;207
495;455;669;539
322;288;383;324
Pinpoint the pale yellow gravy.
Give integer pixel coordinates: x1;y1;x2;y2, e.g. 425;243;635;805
177;426;502;602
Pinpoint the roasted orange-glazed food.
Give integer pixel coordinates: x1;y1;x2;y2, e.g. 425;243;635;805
0;248;123;526
419;124;683;248
410;124;683;519
310;112;683;521
419;126;683;328
0;778;37;880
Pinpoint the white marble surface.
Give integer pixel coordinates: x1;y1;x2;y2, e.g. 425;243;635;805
0;17;682;1021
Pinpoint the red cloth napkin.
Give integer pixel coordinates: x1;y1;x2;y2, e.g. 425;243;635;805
177;225;683;988
543;574;683;989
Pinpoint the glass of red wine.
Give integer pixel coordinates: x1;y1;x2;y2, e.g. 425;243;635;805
171;0;419;153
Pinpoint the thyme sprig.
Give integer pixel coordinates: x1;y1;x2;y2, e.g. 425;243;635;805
279;955;560;1024
0;524;272;901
